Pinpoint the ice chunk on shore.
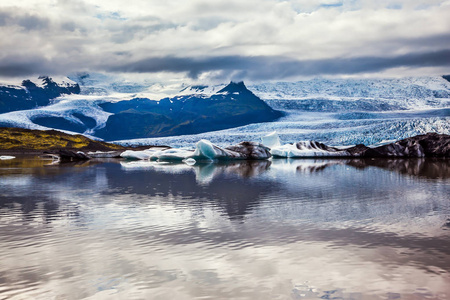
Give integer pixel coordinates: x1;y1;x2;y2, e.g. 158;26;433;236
271;141;349;158
0;156;15;160
261;131;281;148
120;147;195;161
152;148;194;161
191;139;271;160
192;139;233;160
120;149;156;160
87;151;122;158
120;139;272;161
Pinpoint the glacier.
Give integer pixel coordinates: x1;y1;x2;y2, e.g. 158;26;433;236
116;110;450;148
0;74;449;148
114;76;450;148
0;99;112;136
248;76;450;108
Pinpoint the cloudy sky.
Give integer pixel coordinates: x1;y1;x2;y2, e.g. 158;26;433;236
0;0;449;83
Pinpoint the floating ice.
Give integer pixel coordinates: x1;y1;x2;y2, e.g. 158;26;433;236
0;156;15;160
120;149;156;160
261;131;281;148
192;139;271;160
271;141;349;158
120;147;194;161
87;151;122;158
152;148;194;161
119;139;272;161
192;139;234;160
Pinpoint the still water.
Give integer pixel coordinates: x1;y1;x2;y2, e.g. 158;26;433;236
0;157;449;300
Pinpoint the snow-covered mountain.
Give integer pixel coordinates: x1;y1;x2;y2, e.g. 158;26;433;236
0;80;282;140
0;74;449;146
178;84;227;97
0;76;80;114
68;72;186;100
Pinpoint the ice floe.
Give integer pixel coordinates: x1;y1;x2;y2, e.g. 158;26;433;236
120;149;157;160
261;131;281;148
151;148;195;161
191;139;270;160
118;133;353;161
87;151;122;158
119;139;271;161
271;141;350;158
0;156;15;160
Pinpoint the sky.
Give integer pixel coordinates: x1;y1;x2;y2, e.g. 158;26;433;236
0;0;449;83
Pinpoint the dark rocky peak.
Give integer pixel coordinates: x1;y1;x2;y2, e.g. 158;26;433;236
38;76;59;89
443;75;450;83
217;81;250;94
180;85;208;93
21;79;38;90
38;76;80;90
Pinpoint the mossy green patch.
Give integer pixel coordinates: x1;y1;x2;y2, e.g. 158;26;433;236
0;127;124;151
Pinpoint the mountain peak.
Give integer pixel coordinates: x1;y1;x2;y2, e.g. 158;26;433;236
217;81;248;94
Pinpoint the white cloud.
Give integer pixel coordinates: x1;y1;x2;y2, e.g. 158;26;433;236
0;0;449;82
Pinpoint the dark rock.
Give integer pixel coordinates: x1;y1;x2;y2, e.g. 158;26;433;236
345;144;371;156
295;140;346;154
58;150;90;161
225;141;272;160
289;133;450;158
358;133;450;157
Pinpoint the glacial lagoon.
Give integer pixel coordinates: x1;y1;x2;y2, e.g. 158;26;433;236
0;157;449;299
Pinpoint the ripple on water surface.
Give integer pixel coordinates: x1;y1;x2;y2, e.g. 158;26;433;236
0;157;449;299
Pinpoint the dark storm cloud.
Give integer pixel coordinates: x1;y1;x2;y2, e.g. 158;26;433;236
0;55;54;77
0;47;449;79
407;33;450;47
105;49;450;80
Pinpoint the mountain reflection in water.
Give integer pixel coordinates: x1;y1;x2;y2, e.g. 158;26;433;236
0;157;449;299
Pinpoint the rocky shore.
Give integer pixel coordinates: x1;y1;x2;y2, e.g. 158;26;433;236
0;127;449;162
275;132;450;158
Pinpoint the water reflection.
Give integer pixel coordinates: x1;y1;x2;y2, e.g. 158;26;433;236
116;160;276;220
0;157;449;299
346;158;450;179
1;157;449;222
121;159;272;183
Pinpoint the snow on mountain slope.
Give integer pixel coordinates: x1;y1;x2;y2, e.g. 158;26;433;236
65;74;450;108
68;72;184;100
178;84;227;97
0;99;111;135
0;76;77;89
